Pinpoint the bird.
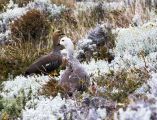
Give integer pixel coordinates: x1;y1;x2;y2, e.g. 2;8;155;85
24;30;65;76
59;36;90;94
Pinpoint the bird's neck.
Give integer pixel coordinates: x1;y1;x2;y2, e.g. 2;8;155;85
67;46;74;59
52;35;59;49
53;46;61;53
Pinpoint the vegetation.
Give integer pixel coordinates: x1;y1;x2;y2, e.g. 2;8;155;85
0;0;151;81
95;67;150;102
0;0;157;119
11;9;51;43
41;79;66;97
0;89;32;119
14;0;33;7
51;0;75;8
0;41;51;82
0;0;9;11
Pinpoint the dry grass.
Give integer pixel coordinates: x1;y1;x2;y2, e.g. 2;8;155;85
0;41;52;82
51;0;76;8
106;10;132;28
41;79;68;97
0;3;130;81
0;0;152;82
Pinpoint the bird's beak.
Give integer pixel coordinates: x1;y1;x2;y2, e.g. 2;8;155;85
57;43;65;50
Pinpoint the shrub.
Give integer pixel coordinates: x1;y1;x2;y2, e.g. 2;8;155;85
14;0;33;7
95;67;150;102
0;0;9;11
10;9;50;43
0;89;31;119
0;0;32;11
41;79;67;97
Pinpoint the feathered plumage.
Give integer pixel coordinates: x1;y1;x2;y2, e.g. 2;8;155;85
24;30;65;76
59;37;90;93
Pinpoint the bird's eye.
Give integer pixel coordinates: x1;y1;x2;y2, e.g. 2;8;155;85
62;39;64;42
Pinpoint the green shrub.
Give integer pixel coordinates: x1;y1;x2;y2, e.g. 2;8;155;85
0;89;31;119
95;68;150;102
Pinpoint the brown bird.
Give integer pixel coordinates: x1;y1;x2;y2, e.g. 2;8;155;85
24;30;65;76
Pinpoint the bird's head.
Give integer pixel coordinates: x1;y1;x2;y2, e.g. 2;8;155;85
60;36;74;58
52;30;65;47
53;30;65;37
60;36;74;49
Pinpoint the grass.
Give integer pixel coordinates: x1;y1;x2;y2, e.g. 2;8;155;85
0;0;151;81
0;1;156;119
51;0;76;8
0;41;52;82
0;0;153;84
11;9;51;43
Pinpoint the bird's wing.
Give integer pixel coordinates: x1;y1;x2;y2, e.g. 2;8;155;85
25;53;62;75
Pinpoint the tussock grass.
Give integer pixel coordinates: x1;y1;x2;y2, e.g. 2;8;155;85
11;9;51;43
0;41;52;81
51;0;76;8
0;0;152;83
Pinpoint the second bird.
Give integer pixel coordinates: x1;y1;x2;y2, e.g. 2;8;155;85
24;30;65;76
